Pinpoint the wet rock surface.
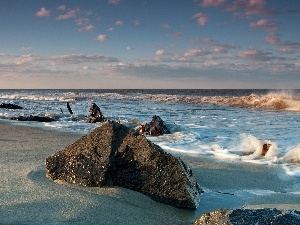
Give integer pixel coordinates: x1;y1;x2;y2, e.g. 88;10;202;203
46;121;202;209
193;208;300;225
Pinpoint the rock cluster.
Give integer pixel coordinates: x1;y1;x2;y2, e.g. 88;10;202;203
193;208;300;225
46;121;202;209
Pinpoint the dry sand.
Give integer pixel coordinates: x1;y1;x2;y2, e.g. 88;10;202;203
0;120;299;225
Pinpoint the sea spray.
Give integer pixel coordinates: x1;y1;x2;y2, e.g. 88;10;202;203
238;133;277;160
283;145;300;164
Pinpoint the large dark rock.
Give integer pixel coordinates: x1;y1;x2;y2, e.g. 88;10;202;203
46;121;202;209
193;208;300;225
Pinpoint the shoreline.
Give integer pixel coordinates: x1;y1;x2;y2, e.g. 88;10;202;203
1;120;299;224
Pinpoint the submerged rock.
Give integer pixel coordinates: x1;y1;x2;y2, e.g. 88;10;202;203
193;208;300;225
46;121;201;209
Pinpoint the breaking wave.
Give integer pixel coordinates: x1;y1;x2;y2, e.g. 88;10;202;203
143;92;300;112
283;145;300;164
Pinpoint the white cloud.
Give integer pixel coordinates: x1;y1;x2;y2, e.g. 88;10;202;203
97;35;108;42
115;20;124;26
184;48;209;57
49;54;119;64
155;50;165;55
237;49;273;61
278;48;296;54
81;25;94;32
250;19;277;31
13;54;39;65
36;8;51;17
57;5;66;10
265;32;300;49
213;46;227;53
192;12;208;26
200;0;226;8
226;0;277;17
265;32;280;45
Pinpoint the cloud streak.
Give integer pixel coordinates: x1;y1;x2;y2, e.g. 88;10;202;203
200;0;226;8
49;54;119;64
56;9;80;20
265;33;300;49
226;0;277;17
250;19;278;31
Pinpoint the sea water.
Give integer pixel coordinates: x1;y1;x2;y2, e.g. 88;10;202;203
1;89;300;223
1;89;300;177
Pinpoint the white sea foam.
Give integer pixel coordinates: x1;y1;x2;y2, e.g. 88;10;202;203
236;133;277;159
283;145;300;163
282;164;300;177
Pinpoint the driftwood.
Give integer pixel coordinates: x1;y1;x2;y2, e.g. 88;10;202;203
11;115;54;122
67;102;73;115
0;103;23;109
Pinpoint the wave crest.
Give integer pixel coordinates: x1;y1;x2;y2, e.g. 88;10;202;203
145;92;300;112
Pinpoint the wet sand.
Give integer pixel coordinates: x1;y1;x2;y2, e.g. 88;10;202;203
0;120;299;225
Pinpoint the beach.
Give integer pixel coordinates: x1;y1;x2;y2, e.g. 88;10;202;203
0;120;299;225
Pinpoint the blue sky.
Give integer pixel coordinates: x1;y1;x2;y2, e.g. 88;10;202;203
0;0;299;89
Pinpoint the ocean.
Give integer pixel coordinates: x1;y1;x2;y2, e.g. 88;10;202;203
1;89;300;176
0;89;300;223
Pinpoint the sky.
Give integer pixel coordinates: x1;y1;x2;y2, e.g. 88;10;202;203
0;0;299;89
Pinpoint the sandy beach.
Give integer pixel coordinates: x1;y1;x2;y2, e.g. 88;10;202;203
0;120;299;225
